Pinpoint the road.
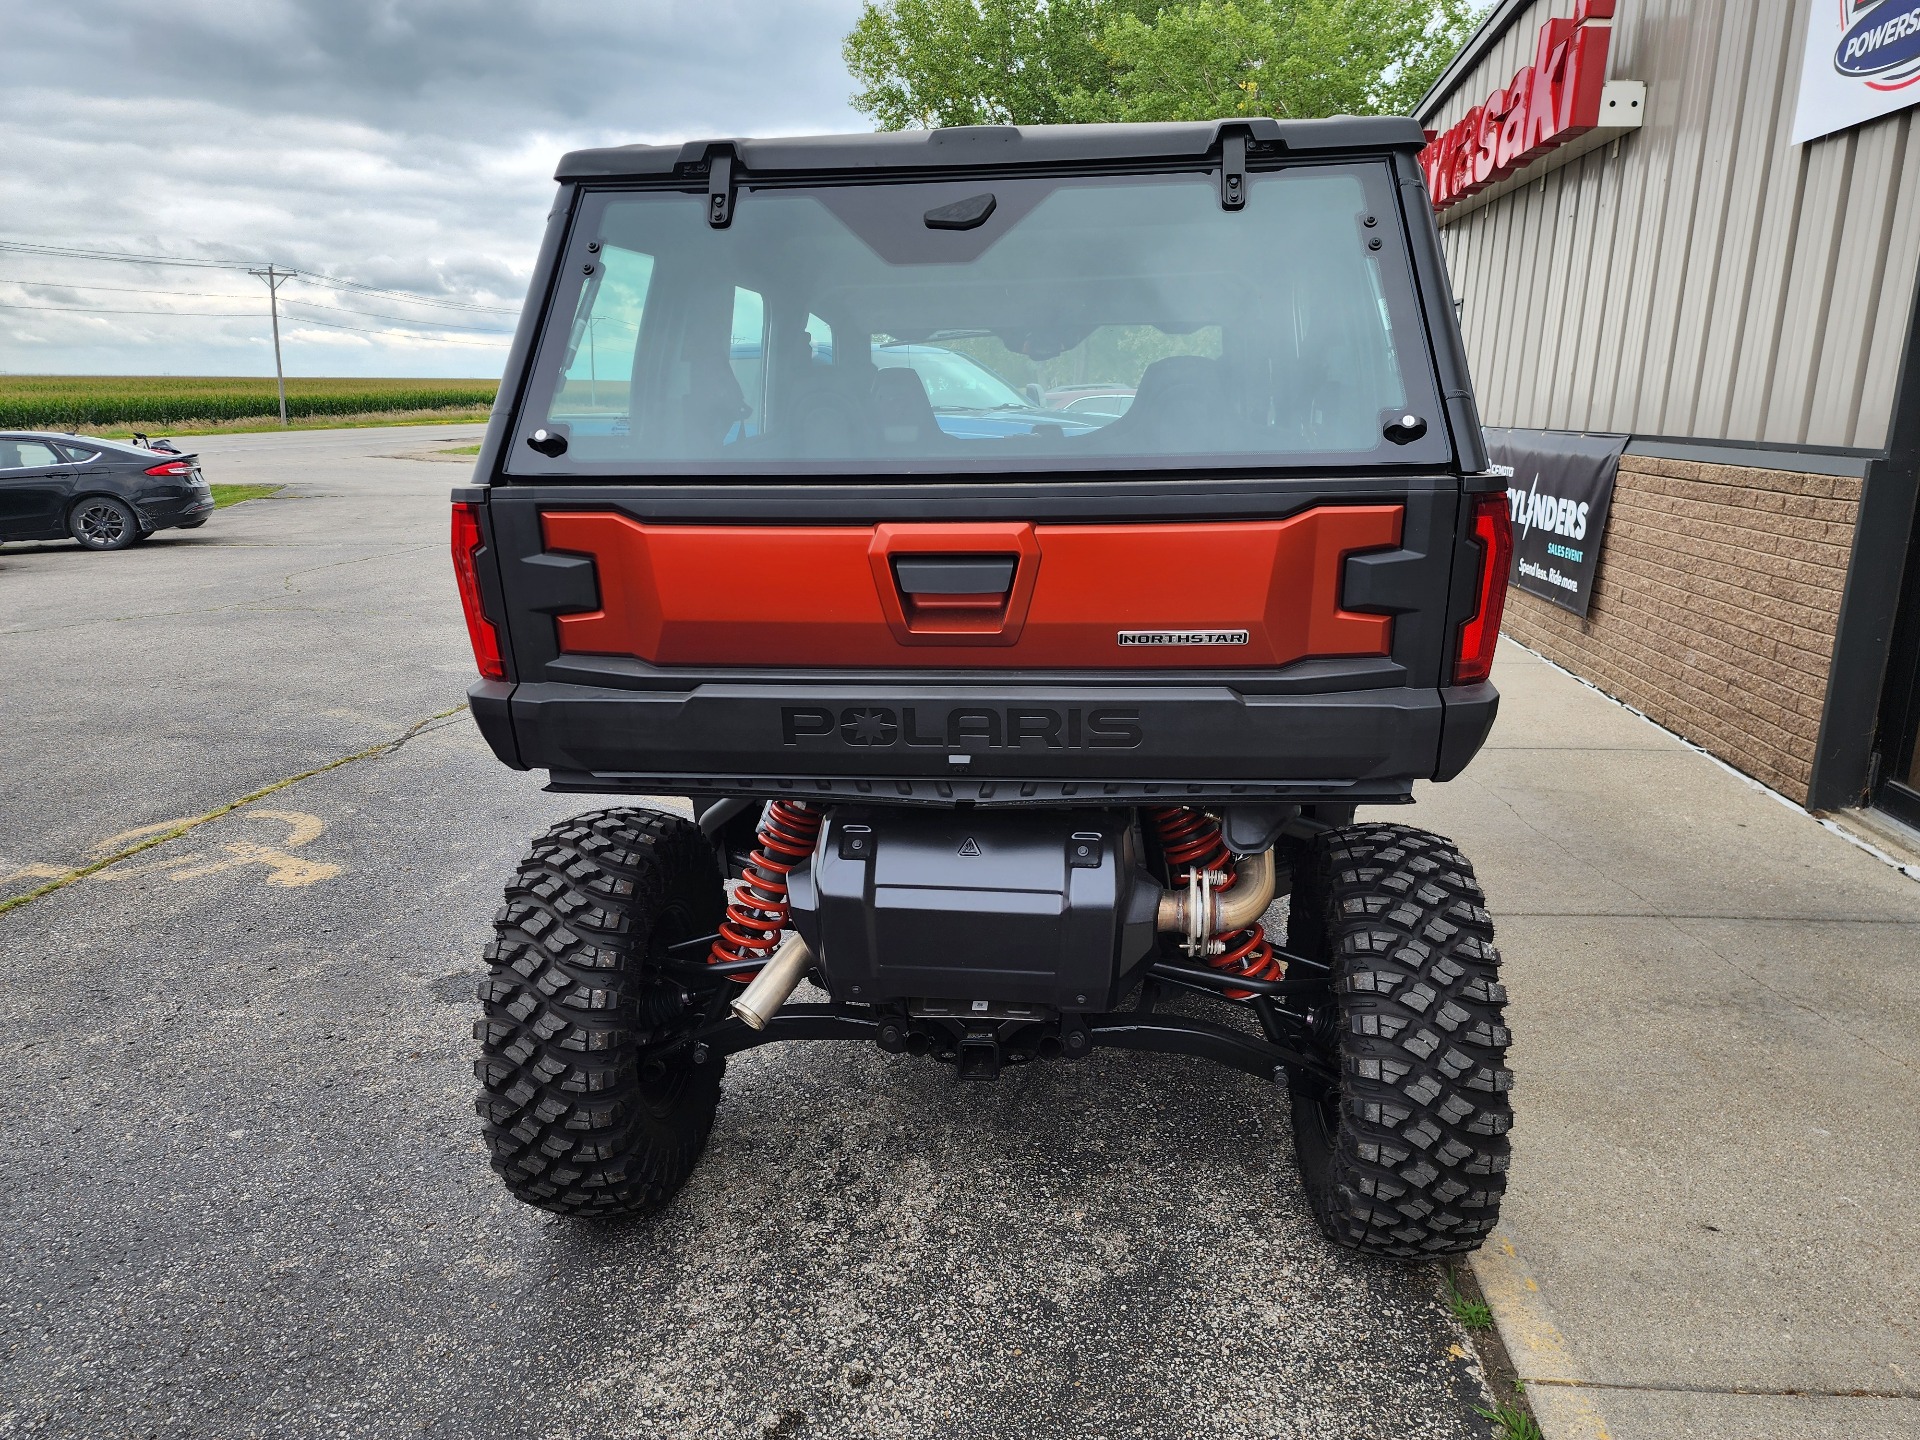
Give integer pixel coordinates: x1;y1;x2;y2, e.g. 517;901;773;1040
0;426;1497;1439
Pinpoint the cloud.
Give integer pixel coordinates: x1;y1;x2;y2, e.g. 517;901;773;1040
0;0;866;377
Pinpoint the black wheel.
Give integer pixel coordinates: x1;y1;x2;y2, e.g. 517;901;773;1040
1286;823;1512;1257
474;807;725;1218
69;497;140;550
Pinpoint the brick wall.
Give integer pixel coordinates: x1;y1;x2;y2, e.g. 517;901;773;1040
1500;453;1862;804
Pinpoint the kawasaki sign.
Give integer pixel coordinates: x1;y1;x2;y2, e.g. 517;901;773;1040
1418;0;1642;219
1793;0;1920;144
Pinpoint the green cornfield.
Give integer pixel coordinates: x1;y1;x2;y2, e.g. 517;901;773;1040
0;375;498;429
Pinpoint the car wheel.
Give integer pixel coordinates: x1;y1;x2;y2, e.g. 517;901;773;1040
69;497;141;551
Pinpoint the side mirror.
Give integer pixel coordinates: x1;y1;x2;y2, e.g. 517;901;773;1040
1024;383;1045;409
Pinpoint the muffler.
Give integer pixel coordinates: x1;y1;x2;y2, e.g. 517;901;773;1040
729;931;815;1031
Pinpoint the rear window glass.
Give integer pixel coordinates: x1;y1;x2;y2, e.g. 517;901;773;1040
508;163;1446;479
0;440;63;469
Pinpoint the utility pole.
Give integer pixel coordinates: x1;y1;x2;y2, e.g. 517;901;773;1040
249;264;290;427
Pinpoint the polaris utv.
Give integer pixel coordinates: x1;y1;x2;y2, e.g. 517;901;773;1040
452;118;1515;1257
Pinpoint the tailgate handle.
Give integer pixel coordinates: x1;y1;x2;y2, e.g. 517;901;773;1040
869;522;1040;647
892;554;1017;596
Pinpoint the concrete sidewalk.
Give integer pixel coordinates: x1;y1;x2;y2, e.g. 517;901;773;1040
1416;642;1920;1440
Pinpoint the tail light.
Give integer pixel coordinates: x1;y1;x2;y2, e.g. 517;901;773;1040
1453;491;1512;686
143;460;194;476
451;502;506;681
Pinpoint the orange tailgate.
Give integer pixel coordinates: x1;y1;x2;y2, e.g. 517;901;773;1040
540;506;1403;669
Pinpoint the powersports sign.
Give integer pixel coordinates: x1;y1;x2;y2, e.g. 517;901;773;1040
1792;0;1920;144
1484;428;1627;618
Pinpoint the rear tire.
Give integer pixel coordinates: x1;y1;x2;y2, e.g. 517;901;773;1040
1286;823;1512;1257
474;807;725;1218
69;497;140;551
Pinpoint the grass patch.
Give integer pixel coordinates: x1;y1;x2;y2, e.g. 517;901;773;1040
438;443;484;455
1473;1396;1543;1440
0;375;497;431
211;484;284;508
1446;1267;1495;1331
152;406;492;437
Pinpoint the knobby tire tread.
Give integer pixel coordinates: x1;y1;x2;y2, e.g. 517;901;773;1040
473;808;723;1218
1288;823;1512;1258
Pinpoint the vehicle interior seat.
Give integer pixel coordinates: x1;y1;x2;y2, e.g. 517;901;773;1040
780;364;871;457
678;353;753;452
1090;354;1235;453
869;367;942;449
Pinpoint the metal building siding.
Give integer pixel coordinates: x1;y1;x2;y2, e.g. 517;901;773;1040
1425;0;1919;450
1811;120;1907;443
1849;117;1920;441
1658;7;1765;435
1630;3;1737;431
1690;13;1801;438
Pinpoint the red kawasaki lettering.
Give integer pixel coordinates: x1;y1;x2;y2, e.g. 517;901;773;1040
1420;0;1616;212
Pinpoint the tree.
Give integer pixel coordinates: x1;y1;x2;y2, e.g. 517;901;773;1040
842;0;1158;129
844;0;1482;128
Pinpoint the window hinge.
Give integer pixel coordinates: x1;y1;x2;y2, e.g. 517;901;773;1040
707;148;736;229
1220;132;1247;211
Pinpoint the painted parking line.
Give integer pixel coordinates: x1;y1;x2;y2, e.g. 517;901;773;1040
4;809;342;893
0;704;462;915
101;810;342;888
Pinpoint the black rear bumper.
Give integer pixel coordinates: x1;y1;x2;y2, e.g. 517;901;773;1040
136;492;215;531
468;678;1497;806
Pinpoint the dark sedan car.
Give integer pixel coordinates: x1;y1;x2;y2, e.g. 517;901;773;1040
0;432;213;551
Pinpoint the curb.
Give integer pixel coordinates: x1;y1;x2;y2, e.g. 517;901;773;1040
1470;1229;1615;1439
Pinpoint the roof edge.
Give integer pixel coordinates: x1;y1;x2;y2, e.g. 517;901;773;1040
1413;0;1537;124
555;117;1429;182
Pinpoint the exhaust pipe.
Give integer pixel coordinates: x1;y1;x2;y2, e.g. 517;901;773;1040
729;931;815;1031
1155;848;1278;944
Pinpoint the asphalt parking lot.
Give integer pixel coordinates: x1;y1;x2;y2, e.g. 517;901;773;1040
0;425;1499;1439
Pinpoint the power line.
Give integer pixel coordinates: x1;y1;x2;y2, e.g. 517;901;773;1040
266;309;509;347
0;275;516;332
291;273;520;314
0;278;257;300
279;296;513;334
0;239;256;270
0;296;510;346
0;299;253;317
0;237;523;313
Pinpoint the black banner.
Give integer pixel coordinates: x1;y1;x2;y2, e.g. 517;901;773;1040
1484;428;1627;617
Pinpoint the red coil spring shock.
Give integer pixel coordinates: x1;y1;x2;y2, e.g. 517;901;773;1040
708;800;824;982
1146;805;1282;994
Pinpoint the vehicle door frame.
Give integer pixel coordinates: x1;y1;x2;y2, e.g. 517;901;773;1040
0;435;76;540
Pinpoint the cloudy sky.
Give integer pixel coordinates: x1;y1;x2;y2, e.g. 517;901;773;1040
0;0;867;377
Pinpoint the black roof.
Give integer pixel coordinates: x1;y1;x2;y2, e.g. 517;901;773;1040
556;117;1427;181
6;430;194;458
